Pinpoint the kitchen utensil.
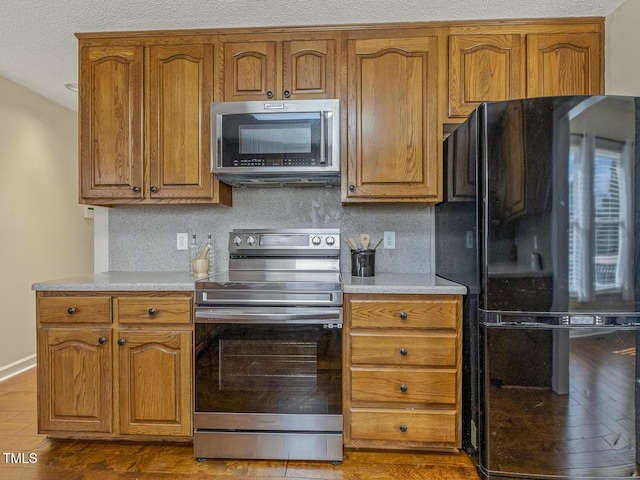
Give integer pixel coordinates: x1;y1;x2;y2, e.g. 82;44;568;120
360;233;370;250
346;236;358;251
372;238;383;251
200;245;210;260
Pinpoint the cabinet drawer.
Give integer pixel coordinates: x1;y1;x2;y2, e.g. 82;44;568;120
350;298;458;329
351;369;456;405
351;333;457;367
38;296;111;324
350;409;457;444
116;297;192;324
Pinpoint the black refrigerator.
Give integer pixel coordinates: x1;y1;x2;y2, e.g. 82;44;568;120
435;95;640;479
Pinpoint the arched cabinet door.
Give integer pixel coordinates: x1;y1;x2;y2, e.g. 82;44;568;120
38;327;113;433
147;44;215;200
345;35;440;203
527;32;602;97
448;34;526;119
117;329;192;436
79;44;144;201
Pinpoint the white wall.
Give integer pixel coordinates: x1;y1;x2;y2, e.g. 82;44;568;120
606;0;640;96
0;75;93;379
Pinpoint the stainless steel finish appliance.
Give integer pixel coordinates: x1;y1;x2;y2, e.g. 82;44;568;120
436;96;640;479
194;228;343;462
211;99;340;187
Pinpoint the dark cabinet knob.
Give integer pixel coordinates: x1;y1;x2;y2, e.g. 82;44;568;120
283;90;290;98
67;307;76;315
399;311;408;319
400;384;408;393
399;424;408;432
98;337;107;345
148;308;157;316
349;184;355;192
400;348;408;356
150;186;158;193
266;90;273;98
118;338;126;346
132;186;140;193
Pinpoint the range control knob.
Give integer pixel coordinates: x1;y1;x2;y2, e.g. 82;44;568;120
311;236;322;246
233;236;243;246
247;236;256;246
325;236;335;246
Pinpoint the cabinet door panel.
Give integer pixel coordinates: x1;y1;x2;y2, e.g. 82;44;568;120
80;45;143;200
283;39;335;99
148;44;214;199
347;37;439;201
224;41;277;101
527;32;602;97
448;34;525;119
38;328;112;433
118;329;191;436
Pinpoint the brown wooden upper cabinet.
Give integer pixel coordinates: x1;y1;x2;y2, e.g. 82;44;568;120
221;34;337;101
446;25;603;122
78;37;231;206
344;34;441;204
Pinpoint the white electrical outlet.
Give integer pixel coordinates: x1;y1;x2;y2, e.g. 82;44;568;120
383;231;395;249
177;233;189;250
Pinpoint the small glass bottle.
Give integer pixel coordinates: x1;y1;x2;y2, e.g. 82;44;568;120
205;234;214;275
189;234;200;275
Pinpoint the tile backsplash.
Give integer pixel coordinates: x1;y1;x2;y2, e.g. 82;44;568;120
108;188;434;274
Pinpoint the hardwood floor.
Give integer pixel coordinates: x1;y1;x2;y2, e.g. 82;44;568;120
0;368;480;479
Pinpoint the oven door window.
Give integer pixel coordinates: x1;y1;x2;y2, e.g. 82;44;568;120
195;323;341;415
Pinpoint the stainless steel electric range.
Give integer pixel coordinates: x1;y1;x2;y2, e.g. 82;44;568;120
193;228;343;462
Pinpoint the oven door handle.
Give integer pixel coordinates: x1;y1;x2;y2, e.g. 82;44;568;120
195;307;343;324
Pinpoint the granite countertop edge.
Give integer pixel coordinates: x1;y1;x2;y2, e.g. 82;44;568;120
32;271;467;295
342;273;467;295
31;271;196;292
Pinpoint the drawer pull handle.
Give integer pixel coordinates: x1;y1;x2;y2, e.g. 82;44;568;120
400;348;408;356
148;308;157;316
399;424;408;433
118;338;126;346
98;337;107;345
67;307;76;315
400;384;408;393
399;311;408;319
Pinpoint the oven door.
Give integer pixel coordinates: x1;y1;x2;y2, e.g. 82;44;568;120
194;307;342;432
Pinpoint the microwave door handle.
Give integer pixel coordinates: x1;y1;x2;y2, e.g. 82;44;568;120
320;111;326;164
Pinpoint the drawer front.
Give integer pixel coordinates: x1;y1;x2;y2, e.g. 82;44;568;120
38;296;111;324
351;369;456;405
350;409;457;444
351;333;457;367
350;298;458;330
116;297;192;324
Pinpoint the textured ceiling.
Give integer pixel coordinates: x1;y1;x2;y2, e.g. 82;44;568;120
0;0;627;112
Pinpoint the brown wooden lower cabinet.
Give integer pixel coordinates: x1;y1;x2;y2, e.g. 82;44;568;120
36;291;192;441
344;293;462;451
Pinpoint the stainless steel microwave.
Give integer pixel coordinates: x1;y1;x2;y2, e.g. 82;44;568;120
210;99;340;187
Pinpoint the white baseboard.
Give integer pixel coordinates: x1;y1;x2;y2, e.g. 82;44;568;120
0;354;36;382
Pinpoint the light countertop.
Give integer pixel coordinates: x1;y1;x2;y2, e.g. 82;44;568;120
32;271;467;295
342;273;467;295
32;271;195;292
